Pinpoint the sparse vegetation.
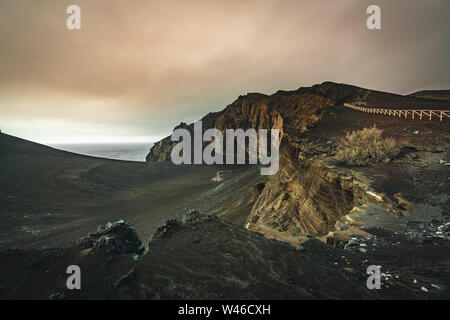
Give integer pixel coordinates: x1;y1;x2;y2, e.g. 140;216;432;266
336;126;401;165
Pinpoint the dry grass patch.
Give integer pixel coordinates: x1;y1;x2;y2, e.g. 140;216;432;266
336;126;401;165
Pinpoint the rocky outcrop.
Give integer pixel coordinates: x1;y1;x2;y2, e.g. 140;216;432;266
145;81;450;248
146;122;191;162
144;82;387;246
244;133;406;247
149;210;219;243
246;146;358;238
78;220;144;255
214;95;284;135
296;81;369;105
145;83;337;163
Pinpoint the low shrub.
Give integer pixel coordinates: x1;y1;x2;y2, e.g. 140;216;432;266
336;126;400;165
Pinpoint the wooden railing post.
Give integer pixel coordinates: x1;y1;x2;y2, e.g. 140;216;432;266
343;103;448;122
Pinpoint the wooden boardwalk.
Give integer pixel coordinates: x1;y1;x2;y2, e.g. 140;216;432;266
343;103;450;121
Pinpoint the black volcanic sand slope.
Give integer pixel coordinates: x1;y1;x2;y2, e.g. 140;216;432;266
0;133;261;250
0;214;448;299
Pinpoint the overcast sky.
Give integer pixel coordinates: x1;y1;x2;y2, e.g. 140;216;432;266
0;0;449;144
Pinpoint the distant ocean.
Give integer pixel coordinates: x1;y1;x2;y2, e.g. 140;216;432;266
50;143;154;162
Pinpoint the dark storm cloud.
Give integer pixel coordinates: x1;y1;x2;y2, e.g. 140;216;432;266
0;0;449;143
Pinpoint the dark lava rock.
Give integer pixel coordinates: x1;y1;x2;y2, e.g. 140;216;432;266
326;236;346;249
405;220;450;243
150;219;181;242
78;220;144;255
181;209;217;225
149;211;218;245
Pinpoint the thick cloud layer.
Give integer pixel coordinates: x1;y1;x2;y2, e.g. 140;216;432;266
0;0;449;143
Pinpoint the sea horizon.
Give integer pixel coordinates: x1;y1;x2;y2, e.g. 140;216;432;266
49;142;154;162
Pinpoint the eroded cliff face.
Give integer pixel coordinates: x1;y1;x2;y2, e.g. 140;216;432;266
246;142;357;238
144;83;355;244
146;122;191;162
145;86;336;163
146;110;226;162
215;95;284;136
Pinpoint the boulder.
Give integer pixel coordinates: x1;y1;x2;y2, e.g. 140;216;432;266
149;210;218;244
181;209;217;224
78;220;144;255
150;219;181;241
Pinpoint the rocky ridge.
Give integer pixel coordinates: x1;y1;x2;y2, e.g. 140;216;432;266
146;82;450;248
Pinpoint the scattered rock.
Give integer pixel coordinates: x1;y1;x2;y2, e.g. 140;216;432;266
344;238;359;250
431;284;441;290
406;220;450;242
150;219;180;241
394;193;412;211
78;220;144;255
436;222;450;236
150;211;217;244
182;209;216;224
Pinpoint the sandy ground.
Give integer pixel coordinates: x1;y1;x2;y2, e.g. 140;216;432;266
0;133;260;250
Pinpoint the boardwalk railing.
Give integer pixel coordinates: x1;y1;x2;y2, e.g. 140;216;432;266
343;103;450;121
